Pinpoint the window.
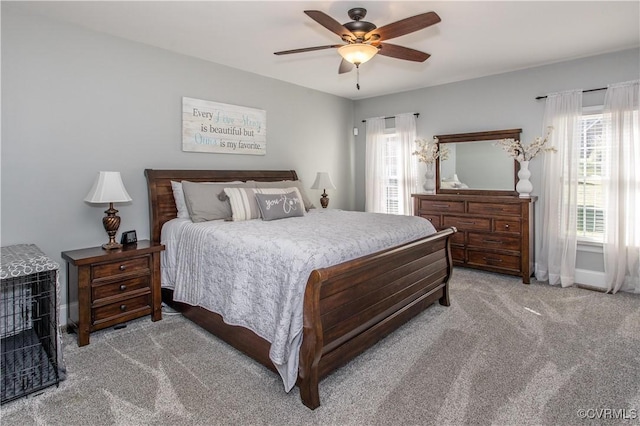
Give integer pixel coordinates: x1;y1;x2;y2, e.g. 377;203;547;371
577;107;606;242
365;114;418;215
383;131;400;214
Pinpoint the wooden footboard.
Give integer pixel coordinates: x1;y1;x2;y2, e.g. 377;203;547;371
160;227;455;409
298;227;455;409
145;169;456;410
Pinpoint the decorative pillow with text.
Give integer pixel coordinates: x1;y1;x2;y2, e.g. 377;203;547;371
255;191;305;221
254;180;315;211
223;187;304;221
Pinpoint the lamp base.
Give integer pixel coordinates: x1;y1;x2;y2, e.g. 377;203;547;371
102;203;122;250
102;241;123;250
320;190;329;208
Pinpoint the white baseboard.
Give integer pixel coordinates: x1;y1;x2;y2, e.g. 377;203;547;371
59;303;68;327
575;268;606;291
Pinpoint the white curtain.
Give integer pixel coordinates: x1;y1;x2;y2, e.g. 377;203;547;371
535;90;582;287
394;113;418;215
364;114;417;214
603;80;640;294
365;117;387;213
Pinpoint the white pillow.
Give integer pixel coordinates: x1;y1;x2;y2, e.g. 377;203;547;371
171;181;189;219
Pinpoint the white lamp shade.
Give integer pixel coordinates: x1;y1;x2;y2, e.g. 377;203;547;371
84;171;132;203
310;172;336;190
338;43;378;65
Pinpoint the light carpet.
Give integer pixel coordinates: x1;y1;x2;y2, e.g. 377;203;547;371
2;268;639;425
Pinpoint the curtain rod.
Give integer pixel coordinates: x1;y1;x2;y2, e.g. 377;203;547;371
361;112;419;123
535;87;607;100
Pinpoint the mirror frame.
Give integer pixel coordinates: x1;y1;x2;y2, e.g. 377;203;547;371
435;128;522;196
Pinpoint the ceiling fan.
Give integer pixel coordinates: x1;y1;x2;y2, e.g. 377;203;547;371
274;7;441;89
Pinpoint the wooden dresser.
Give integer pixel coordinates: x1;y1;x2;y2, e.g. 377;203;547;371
413;194;536;283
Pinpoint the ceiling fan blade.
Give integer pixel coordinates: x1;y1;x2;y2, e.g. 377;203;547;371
304;10;355;41
377;43;431;62
274;45;342;55
366;12;441;41
338;59;354;74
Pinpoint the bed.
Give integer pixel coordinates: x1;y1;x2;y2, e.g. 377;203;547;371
145;169;456;409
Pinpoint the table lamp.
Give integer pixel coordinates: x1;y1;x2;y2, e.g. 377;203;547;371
84;171;132;250
310;172;336;208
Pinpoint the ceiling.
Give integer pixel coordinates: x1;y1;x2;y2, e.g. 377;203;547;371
9;1;640;100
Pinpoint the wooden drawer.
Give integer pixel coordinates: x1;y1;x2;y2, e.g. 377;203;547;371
467;250;520;271
418;199;464;213
92;256;150;281
451;247;465;262
467;233;521;251
92;275;150;301
451;232;465;245
443;216;491;232
92;293;151;324
468;202;521;216
494;219;521;234
419;214;440;228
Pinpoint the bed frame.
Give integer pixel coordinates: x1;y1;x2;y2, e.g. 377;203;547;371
145;169;456;409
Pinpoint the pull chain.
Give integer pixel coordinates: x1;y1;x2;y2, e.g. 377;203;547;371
356;64;361;90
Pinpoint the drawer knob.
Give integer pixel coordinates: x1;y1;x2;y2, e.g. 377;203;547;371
120;304;126;311
505;224;510;229
119;284;127;291
119;265;126;271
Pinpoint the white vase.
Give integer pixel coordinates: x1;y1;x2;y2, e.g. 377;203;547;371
516;160;533;198
423;163;436;194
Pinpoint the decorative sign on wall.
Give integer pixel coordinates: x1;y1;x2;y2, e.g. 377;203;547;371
182;97;266;155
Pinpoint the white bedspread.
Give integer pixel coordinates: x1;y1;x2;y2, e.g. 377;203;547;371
161;209;436;392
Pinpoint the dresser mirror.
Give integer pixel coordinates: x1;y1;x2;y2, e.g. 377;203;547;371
435;128;521;196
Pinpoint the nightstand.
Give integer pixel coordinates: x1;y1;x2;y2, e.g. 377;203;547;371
61;240;165;346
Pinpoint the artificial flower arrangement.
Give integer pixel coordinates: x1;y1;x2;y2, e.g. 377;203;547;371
495;126;556;162
412;137;450;164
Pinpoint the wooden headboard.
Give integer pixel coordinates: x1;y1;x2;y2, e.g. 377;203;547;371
144;169;299;244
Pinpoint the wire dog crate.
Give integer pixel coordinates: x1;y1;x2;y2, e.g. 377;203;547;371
1;244;62;404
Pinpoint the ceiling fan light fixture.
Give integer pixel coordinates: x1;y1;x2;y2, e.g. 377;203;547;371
338;43;378;65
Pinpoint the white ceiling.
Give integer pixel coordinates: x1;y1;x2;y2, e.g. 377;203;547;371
9;1;640;100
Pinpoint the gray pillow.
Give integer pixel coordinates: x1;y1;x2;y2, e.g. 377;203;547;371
181;181;255;222
254;180;315;211
224;187;304;221
255;191;305;221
